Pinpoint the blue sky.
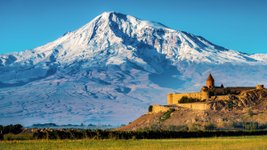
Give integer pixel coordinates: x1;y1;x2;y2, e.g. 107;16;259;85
0;0;267;54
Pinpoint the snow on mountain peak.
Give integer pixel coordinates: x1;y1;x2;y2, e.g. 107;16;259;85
1;12;267;67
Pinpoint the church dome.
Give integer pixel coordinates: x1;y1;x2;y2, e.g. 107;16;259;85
206;74;215;88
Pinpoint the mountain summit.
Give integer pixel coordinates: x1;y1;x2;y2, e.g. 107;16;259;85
0;12;267;126
1;12;266;67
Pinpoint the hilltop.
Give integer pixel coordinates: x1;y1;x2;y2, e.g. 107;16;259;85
117;88;267;131
117;74;267;131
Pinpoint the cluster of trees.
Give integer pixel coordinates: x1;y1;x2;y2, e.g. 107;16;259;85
233;122;267;130
142;122;267;132
0;124;23;134
179;96;201;103
0;124;23;140
32;129;267;140
1;123;267;140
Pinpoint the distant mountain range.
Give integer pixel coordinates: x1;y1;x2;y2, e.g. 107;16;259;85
0;12;267;126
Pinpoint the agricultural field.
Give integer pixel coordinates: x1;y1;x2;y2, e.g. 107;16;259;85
1;136;267;150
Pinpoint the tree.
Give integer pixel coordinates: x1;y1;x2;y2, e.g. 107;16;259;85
2;124;23;134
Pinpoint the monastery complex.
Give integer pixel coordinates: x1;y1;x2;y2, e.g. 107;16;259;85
149;74;265;113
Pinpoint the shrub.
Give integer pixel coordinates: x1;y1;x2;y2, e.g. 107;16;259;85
247;108;254;117
204;123;217;130
227;101;233;108
233;122;259;130
187;123;203;131
149;124;163;131
70;130;86;139
0;134;3;140
0;125;3;133
167;125;188;131
48;131;59;139
160;109;175;122
179;96;200;103
33;130;49;139
259;123;267;129
244;122;258;130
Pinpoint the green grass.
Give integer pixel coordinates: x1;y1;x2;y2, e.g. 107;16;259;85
0;136;267;150
4;133;34;140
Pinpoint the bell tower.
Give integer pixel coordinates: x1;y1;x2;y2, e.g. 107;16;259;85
206;73;215;89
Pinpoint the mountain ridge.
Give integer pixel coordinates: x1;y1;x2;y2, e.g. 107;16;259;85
1;11;267;67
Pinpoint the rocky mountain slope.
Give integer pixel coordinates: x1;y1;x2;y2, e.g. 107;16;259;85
118;89;267;131
0;12;267;126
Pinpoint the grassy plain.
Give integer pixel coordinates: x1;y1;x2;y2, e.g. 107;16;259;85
0;136;267;150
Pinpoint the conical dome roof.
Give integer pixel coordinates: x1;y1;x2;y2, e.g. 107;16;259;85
207;73;214;81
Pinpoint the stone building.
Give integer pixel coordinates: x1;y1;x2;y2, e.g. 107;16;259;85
149;74;265;113
167;74;264;105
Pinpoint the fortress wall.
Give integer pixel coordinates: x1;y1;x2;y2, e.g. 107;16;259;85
176;103;210;111
168;92;202;105
228;87;255;93
149;105;170;113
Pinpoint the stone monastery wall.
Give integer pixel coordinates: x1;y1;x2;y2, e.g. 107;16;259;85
148;105;170;113
176;103;210;111
167;92;202;105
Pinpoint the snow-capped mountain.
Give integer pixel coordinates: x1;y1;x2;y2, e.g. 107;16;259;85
0;12;267;126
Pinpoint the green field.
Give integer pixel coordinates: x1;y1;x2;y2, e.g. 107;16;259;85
0;136;267;150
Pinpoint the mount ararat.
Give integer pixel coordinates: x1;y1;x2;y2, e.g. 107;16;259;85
0;12;267;126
